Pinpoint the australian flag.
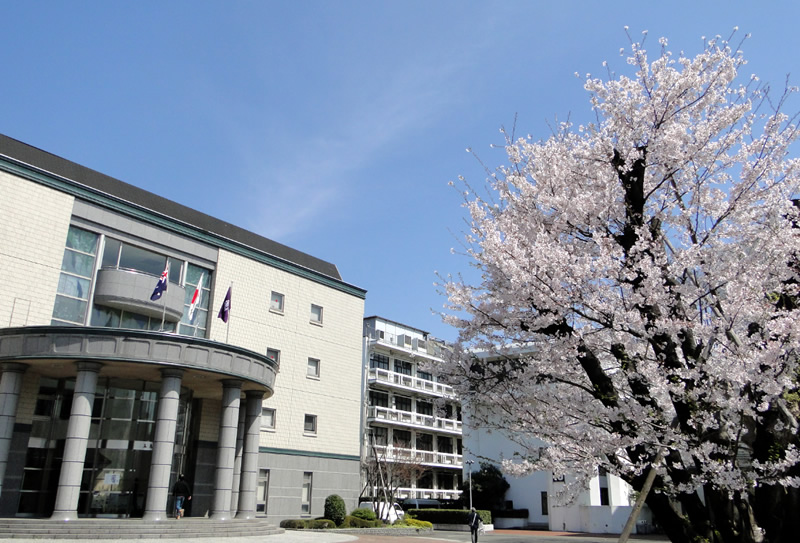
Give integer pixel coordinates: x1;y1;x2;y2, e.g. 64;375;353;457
150;262;170;301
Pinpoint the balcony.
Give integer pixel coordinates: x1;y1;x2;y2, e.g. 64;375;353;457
367;406;461;434
94;268;186;322
369;444;462;469
368;368;456;399
365;485;462;501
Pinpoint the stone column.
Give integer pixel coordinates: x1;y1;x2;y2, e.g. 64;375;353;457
210;380;241;520
235;390;263;519
142;369;184;521
230;406;246;514
0;363;27;497
51;362;102;521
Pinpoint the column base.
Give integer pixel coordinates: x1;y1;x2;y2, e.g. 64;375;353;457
142;511;168;521
49;511;78;522
209;511;232;521
234;511;255;520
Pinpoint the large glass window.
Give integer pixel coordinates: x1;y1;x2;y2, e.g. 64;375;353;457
393;429;411;449
101;237;182;284
370;353;389;370
394;360;412;376
394;396;411;412
417;401;433;416
52;226;98;325
369;391;388;408
417;433;433;451
178;264;212;337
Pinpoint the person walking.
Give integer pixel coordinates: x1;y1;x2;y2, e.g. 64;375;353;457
467;507;481;543
172;474;192;519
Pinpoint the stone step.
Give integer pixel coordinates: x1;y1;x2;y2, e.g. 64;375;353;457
0;519;283;539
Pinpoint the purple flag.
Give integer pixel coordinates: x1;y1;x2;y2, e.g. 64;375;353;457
150;262;169;301
218;286;231;323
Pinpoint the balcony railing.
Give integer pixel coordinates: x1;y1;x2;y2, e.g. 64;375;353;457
367;406;462;434
368;368;456;399
369;444;462;468
365;485;462;501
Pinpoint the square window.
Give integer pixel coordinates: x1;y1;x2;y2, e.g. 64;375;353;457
304;414;317;435
270;292;284;313
261;407;276;430
267;348;280;364
307;358;320;378
310;304;323;324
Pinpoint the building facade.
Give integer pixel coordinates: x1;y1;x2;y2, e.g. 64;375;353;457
0;134;366;523
361;317;462;504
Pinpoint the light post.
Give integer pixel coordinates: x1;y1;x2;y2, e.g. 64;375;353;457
466;459;474;510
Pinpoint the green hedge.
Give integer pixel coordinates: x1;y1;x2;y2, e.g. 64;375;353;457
407;508;491;525
309;519;336;529
340;515;384;528
393;517;433;528
279;519;308;529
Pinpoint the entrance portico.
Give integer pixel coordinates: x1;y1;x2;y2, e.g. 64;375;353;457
0;326;277;521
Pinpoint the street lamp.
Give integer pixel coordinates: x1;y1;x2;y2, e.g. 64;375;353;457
466;459;474;510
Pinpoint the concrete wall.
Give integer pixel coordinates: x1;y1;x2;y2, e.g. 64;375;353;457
258;450;360;524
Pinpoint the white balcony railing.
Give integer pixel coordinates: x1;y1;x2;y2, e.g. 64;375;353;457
369;444;463;468
368;368;456;399
367;406;462;434
367;486;463;501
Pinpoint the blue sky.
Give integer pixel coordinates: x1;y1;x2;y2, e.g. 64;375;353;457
2;1;799;341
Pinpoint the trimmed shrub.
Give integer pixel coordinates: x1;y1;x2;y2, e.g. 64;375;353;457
350;507;378;521
308;519;336;529
393;517;433;529
341;515;383;528
409;508;492;525
324;494;347;526
279;519;308;529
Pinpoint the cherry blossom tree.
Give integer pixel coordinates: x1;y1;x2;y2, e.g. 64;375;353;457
440;30;800;543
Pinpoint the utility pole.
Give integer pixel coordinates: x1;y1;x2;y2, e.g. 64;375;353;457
466;459;474;509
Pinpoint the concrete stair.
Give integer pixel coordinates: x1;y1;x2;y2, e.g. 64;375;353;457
0;518;283;539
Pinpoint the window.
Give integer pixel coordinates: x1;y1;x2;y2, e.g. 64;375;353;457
600;487;610;506
52;226;98;326
261;408;276;430
178;263;212;337
310;304;323;324
394;360;412;376
541;492;548;516
417;370;433;381
257;469;270;514
270;292;284;313
267;349;280;364
307;358;320;378
370;353;389;370
301;472;313;514
369;427;388;446
393;429;411;448
369;390;389;408
417;433;433;451
437;435;453;454
416;401;433;416
394;396;411;412
304;414;317;435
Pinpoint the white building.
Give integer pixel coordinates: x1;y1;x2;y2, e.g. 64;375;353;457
361;317;463;503
464;406;654;534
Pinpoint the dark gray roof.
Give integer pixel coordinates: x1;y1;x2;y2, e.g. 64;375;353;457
0;134;342;281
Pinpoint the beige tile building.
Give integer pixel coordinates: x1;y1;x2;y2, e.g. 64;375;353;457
0;134;366;524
